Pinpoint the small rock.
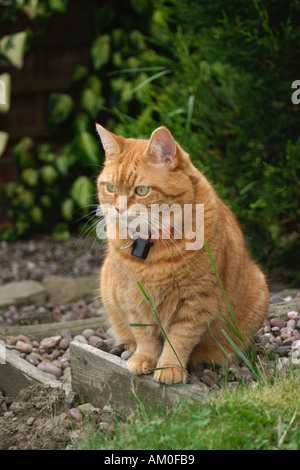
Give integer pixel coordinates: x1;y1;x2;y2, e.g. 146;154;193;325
292;330;300;341
16;334;31;343
281;328;293;340
69;408;83;421
269;295;284;304
277;346;291;356
58;338;70;350
37;361;62;378
274;336;283;346
25;354;40;366
73;335;88;344
88;335;101;347
201;373;215;387
286;319;296;330
263;333;274;343
62;360;70;369
109;346;122;356
27;417;35;426
82;329;95;339
271;326;280;333
77;403;96;415
103;405;114;413
0;280;46;309
270;318;286;328
277;357;290;371
287;311;299;320
39;336;61;350
292;340;300;351
49;349;61;360
16;341;32;354
121;350;133;360
238;367;256;381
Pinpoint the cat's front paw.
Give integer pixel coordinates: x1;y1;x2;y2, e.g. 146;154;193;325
154;365;187;384
127;354;156;375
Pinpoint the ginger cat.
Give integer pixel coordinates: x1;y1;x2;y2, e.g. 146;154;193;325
96;124;269;384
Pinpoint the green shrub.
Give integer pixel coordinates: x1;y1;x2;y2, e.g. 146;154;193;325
115;0;300;276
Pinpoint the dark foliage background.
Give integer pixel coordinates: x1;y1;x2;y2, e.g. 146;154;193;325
1;0;299;282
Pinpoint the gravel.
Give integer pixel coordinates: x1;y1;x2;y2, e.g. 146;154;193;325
4;301;300;390
0;236;104;286
1;236;300;390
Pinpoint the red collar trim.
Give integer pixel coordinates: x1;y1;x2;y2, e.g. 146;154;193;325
140;227;171;242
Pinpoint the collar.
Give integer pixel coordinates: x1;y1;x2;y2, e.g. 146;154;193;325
139;227;171;242
131;227;171;259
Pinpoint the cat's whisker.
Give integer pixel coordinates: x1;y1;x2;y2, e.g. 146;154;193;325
76;216;106;248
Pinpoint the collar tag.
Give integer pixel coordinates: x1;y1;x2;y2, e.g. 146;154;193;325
131;237;153;259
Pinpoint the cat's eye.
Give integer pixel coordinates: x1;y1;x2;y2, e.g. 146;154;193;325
106;183;116;193
135;186;150;196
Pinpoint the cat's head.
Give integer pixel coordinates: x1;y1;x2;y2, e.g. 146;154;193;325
96;125;198;238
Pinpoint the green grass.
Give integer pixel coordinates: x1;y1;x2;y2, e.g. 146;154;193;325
77;372;300;450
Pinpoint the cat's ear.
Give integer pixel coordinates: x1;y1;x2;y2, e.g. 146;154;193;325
96;124;120;160
146;127;177;167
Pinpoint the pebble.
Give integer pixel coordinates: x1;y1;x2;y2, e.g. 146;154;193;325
73;335;88;344
270;318;286;328
88;335;102;347
287;311;299;319
39;336;61;350
16;340;33;354
25;354;40;366
281;328;293;340
37;361;62;378
121;350;133;360
58;338;70;350
77;403;96;415
269;295;284;304
109;346;123;356
69;408;83;421
286;319;296;329
82;329;95;339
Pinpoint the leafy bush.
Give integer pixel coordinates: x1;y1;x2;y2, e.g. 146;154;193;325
1;0;300;280
115;0;300;276
1;0;158;240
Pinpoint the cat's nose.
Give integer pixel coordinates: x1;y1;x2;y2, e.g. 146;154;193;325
115;206;126;215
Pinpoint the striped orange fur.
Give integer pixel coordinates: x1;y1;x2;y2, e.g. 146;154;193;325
96;125;269;384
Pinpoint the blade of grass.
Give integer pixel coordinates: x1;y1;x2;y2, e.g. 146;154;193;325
137;282;150;302
217;305;245;344
221;329;261;380
123;69;171;99
186;94;195;129
108;66;167;76
203;239;243;339
137;281;188;377
207;322;234;363
130;323;158;327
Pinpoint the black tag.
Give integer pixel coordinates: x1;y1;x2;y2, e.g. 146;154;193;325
131;237;153;259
